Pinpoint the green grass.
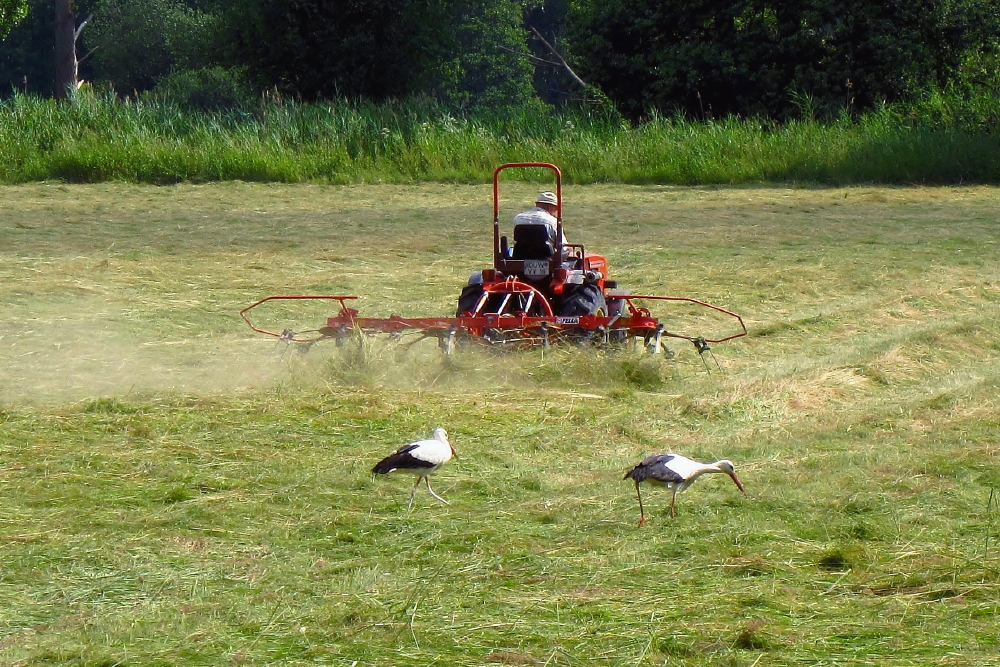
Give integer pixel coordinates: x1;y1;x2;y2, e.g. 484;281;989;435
2;183;1000;665
3;91;1000;185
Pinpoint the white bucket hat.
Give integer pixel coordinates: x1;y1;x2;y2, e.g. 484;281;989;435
536;191;558;206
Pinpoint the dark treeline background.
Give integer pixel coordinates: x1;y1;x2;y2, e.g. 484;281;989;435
2;0;1000;121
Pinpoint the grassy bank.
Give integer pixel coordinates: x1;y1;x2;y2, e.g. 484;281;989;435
1;92;1000;185
2;183;1000;665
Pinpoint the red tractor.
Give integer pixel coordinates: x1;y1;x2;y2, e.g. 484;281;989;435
242;162;745;357
455;162;623;345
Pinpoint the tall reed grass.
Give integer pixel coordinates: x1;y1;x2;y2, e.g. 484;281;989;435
1;89;999;185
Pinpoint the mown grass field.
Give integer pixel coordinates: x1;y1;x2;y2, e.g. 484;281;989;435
1;182;1000;666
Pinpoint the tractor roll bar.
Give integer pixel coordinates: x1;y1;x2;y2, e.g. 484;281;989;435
493;163;563;267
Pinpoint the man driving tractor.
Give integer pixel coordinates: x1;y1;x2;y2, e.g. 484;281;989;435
513;191;567;246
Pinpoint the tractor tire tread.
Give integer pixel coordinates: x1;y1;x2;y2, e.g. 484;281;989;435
559;283;607;317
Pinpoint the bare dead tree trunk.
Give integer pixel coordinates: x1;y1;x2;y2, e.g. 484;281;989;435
55;0;78;98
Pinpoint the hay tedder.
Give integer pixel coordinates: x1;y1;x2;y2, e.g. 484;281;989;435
242;163;746;359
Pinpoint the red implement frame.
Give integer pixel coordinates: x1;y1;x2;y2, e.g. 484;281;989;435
240;292;747;348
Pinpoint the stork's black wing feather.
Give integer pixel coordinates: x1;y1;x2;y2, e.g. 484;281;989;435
624;454;682;483
372;444;436;475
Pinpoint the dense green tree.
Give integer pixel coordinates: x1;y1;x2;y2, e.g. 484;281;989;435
435;0;535;110
219;0;440;100
85;0;220;94
7;0;999;119
565;0;1000;119
0;0;29;38
219;0;536;109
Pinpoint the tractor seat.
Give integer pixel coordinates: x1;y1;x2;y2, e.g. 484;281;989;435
512;224;555;260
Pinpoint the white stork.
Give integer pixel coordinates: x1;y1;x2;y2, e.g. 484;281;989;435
624;454;747;526
371;428;456;510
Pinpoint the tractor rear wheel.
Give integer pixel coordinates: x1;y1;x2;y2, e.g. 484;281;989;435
559;283;607;317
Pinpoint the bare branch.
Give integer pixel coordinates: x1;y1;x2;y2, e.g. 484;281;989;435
498;44;563;69
529;26;587;89
78;45;97;66
74;12;91;41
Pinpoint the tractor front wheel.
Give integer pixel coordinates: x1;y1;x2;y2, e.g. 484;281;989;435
456;284;484;316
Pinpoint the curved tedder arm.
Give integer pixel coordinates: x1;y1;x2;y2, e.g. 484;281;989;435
240;295;361;343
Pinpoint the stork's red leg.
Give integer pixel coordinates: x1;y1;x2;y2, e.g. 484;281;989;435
635;480;646;527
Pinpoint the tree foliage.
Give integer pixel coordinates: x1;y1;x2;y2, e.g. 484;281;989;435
2;0;1000;122
85;0;220;94
435;0;535;110
0;0;29;39
219;0;430;100
564;0;1000;119
218;0;535;110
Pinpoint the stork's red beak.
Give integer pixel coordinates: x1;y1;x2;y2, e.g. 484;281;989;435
729;473;747;496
